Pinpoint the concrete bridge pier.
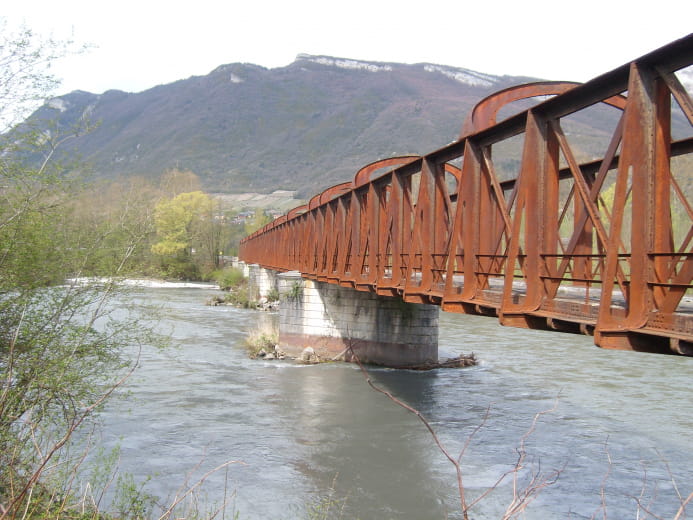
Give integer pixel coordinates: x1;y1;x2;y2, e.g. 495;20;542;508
276;271;439;367
247;264;279;300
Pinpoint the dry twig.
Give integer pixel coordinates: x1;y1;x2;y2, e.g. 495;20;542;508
157;460;245;520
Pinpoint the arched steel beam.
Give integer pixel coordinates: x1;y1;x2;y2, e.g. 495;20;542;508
318;181;353;205
287;204;308;220
460;81;628;138
353;156;420;188
444;162;462;181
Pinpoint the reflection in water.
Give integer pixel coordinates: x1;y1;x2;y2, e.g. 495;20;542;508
94;286;693;519
280;364;449;518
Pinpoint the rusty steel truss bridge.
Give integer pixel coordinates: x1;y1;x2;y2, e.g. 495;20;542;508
240;35;693;356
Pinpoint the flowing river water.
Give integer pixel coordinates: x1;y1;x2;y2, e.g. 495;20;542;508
94;283;693;519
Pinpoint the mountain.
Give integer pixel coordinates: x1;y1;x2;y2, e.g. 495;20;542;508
16;55;537;196
22;54;687;198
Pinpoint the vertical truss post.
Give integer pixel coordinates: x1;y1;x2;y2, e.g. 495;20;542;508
478;146;496;292
362;182;380;287
316;205;327;277
375;181;388;286
597;62;657;348
573;174;594;286
350;189;363;284
653;76;674;309
404;158;436;300
460;139;482;301
501;110;546;326
432;160;452;296
543;122;560;295
309;209;320;277
323;201;337;279
340;193;356;285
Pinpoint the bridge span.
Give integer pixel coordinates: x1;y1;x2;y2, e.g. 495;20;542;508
240;35;693;361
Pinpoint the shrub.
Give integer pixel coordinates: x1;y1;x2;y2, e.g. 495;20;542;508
245;323;279;358
214;267;246;290
266;287;280;302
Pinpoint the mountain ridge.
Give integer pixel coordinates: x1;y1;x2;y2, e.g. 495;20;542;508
21;54;612;196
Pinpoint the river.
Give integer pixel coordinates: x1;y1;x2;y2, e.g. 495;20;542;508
94;283;693;519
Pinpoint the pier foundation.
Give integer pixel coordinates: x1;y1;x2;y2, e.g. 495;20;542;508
277;271;439;367
247;264;279;300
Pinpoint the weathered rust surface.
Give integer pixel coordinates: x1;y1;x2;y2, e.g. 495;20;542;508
240;35;693;355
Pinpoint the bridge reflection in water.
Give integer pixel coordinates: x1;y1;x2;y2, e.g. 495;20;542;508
241;35;693;356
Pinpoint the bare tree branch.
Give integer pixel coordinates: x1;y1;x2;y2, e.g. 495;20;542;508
157;460;245;520
1;348;141;520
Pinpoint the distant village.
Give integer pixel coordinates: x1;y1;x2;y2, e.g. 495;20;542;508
213;190;301;226
229;209;283;225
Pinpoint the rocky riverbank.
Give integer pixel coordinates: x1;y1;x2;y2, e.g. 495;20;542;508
207;294;279;311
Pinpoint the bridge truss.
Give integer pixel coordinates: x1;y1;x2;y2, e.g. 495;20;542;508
240;35;693;355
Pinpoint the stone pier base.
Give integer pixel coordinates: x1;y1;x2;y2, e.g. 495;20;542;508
277;271;439;367
247;264;279;300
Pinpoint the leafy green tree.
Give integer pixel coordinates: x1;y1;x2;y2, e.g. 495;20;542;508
69;177;159;276
152;190;211;254
151;190;226;277
244;209;273;235
0;19;155;518
0;139;155;519
195;196;228;270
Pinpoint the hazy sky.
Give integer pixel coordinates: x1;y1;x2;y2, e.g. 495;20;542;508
4;0;692;96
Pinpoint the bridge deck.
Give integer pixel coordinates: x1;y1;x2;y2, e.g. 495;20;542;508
308;269;693;353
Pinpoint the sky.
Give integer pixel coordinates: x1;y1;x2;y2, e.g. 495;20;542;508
4;0;692;96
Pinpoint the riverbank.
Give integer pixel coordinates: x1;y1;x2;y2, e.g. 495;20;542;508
67;276;220;289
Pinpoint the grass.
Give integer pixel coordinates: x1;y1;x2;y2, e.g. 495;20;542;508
210;267;245;291
244;323;279;358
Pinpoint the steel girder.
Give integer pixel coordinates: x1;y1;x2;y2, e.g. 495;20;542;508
240;35;693;355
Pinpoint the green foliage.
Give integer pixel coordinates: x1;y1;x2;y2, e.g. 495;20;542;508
212;267;246;290
224;221;248;257
152;190;212;256
301;475;349;520
113;472;156;519
70;178;158;277
266;287;280;302
158;254;202;280
221;284;254;309
0;21;160;519
244;323;279;358
285;280;304;301
0;190;156;514
0;186;155;516
243;210;272;236
151;190;232;278
159;168;202;198
305;492;349;520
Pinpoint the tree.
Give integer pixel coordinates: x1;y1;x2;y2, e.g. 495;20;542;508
195;196;228;270
151;190;225;277
0;138;155;519
151;190;211;255
244;209;272;235
159;168;202;198
69;176;159;275
0;21;154;518
0;19;83;133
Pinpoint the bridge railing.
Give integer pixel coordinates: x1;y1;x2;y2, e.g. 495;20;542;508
240;35;693;353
